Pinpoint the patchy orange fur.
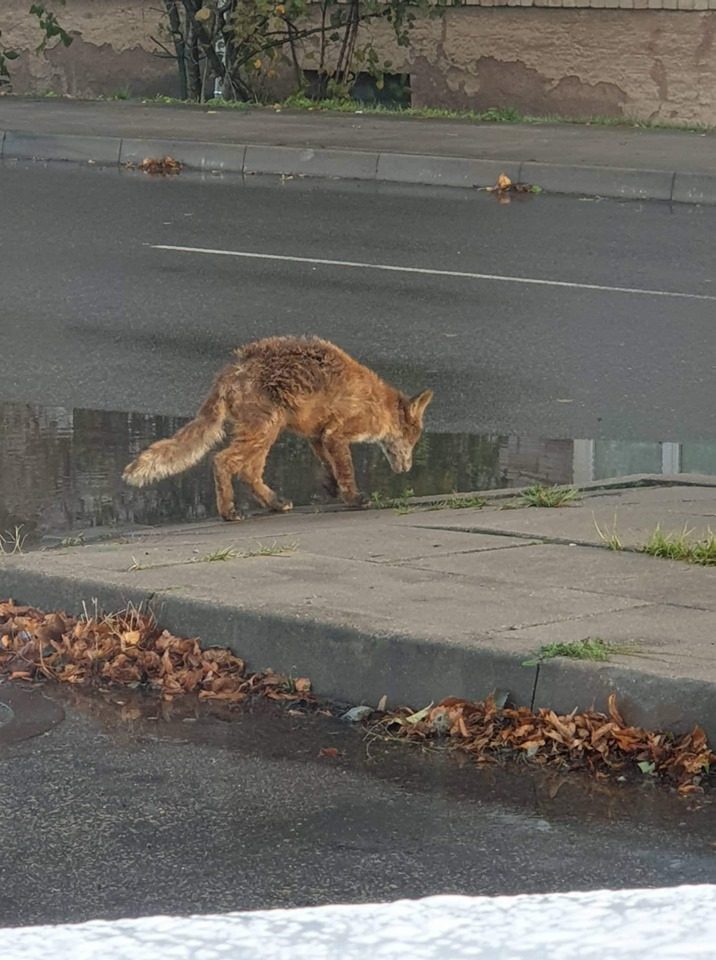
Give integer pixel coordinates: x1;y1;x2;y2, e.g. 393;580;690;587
123;336;433;521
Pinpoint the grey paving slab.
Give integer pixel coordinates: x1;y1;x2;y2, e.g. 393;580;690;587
507;603;716;673
409;485;716;548
396;541;716;611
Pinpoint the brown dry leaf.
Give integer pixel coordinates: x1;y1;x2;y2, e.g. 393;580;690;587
608;692;625;725
294;677;312;694
121;630;141;649
678;783;704;796
456;715;470;738
318;747;341;760
198;689;247;702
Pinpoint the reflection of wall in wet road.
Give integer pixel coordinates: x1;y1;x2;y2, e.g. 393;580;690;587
0;403;506;542
499;438;574;488
572;440;716;485
1;402;714;544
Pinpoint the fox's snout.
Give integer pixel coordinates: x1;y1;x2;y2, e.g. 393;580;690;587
380;440;413;474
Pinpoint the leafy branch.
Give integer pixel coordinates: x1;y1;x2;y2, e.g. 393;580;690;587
1;2;72;88
154;0;458;103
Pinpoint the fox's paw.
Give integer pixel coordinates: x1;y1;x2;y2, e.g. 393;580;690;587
271;498;293;514
343;492;369;509
220;508;243;522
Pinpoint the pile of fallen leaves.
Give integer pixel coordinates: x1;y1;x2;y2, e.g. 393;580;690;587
125;155;183;176
372;695;714;795
0;600;311;705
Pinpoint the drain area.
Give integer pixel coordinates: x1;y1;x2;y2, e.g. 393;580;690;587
0;684;64;746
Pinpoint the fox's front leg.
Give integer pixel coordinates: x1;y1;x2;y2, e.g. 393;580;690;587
309;438;339;498
320;435;367;507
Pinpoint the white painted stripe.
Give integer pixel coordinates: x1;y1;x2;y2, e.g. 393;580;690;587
150;244;716;301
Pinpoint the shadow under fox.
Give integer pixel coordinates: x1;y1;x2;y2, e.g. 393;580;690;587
123;336;433;521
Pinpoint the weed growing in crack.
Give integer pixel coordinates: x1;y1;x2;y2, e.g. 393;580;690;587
522;637;636;666
640;525;716;566
519;485;580;508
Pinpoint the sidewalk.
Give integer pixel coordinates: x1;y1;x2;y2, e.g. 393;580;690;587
2;478;715;739
1;97;715;203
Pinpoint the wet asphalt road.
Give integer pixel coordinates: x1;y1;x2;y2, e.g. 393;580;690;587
0;685;714;927
1;161;715;441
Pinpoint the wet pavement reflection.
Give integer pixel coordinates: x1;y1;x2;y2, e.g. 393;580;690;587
2;400;715;547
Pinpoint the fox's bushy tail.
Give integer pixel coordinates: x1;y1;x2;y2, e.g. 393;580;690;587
122;388;227;488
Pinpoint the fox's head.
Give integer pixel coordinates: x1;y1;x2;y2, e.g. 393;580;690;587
380;389;434;474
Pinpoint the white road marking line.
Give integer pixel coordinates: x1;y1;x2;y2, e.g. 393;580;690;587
150;244;716;302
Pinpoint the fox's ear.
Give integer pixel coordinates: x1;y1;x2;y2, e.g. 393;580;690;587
409;389;433;419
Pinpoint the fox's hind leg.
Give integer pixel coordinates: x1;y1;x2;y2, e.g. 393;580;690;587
213;410;291;521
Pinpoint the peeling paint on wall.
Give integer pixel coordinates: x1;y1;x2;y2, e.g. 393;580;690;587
2;1;715;125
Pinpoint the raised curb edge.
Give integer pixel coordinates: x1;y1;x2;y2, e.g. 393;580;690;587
1;565;713;742
2;130;714;204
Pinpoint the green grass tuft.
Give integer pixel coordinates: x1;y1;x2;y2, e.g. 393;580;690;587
522;637;631;666
370;488;414;514
428;495;487;511
640;526;716;566
519;485;579;508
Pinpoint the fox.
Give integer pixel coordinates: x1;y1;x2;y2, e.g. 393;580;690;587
122;336;433;521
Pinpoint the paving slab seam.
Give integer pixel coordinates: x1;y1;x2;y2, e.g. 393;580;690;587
409;524;618;551
486;600;655;634
368;541;543;565
550;585;716;615
529;662;541;711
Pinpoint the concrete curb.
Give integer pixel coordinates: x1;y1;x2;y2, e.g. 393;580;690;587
2;129;715;204
2;564;714;742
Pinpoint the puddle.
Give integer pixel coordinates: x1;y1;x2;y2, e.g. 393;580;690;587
42;684;715;832
1;401;715;547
